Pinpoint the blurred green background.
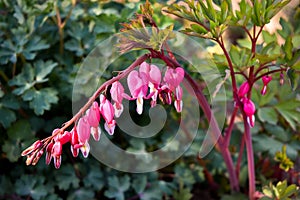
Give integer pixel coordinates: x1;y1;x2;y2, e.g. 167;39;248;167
0;0;299;199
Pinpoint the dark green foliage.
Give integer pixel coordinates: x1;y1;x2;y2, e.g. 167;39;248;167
0;0;299;199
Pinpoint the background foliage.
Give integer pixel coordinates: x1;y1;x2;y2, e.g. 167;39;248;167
0;0;299;199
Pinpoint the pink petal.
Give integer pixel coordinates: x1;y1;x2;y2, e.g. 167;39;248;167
59;131;71;145
100;95;115;123
243;98;256;116
238;81;250;98
149;64;161;85
164;67;184;91
78;116;91;143
262;75;272;85
87;101;100;127
128;70;143;97
51;141;62;157
111;81;124;104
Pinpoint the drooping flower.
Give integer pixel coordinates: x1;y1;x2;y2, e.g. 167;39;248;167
70;127;79;157
51;141;62;169
243;98;256;127
261;75;272;95
111;81;125;118
21;140;43;156
87;101;101;141
139;62;162;107
238;81;250;98
163;67;184;112
46;142;54;165
77;116;91;158
163;67;184;91
100;94;116;135
126;70;149;114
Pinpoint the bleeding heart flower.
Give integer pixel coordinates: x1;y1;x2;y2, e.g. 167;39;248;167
238;81;250;98
51;141;62;169
140;62;162;107
100;94;116;135
243;98;256;127
78;116;91;144
126;70;149;114
261;75;272;95
111;81;125;118
87;101;101;141
163;67;184;91
70;127;79;157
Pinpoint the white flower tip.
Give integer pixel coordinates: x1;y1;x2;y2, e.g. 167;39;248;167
105;122;116;135
113;103;123;118
80;142;90;158
174;100;183;112
136;97;143;115
91;127;101;141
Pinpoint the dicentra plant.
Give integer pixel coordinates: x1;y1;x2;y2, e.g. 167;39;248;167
21;1;300;199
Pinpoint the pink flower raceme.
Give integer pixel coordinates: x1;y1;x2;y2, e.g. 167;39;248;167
126;69;149;114
87;101;101;141
242;98;256;127
100;94;116;135
163;67;184;112
139;62;162;107
261;75;272;95
238;81;250;98
110;81;124;118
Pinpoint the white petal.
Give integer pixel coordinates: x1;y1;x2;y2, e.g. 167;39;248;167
80;142;90;158
136;97;144;115
105;122;116;135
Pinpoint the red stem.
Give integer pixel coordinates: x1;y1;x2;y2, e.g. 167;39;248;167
157;53;240;192
236;133;245;180
224;106;239;147
243;117;255;200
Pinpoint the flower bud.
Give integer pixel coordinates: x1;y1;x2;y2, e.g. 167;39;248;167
238;81;250;98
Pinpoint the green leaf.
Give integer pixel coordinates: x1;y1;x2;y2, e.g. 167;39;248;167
283;36;293;60
275;100;300;130
278;18;292;39
54;164;80;190
0;175;13;195
286;68;299;91
15;175;48;200
221;193;248;200
25;88;58;115
104;175;130;200
35;60;57;83
132;175;147;194
2;120;35;162
9;64;35;95
0;107;16;128
257;107;278;125
83;166;104;190
67;188;95;200
173;188;193;200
